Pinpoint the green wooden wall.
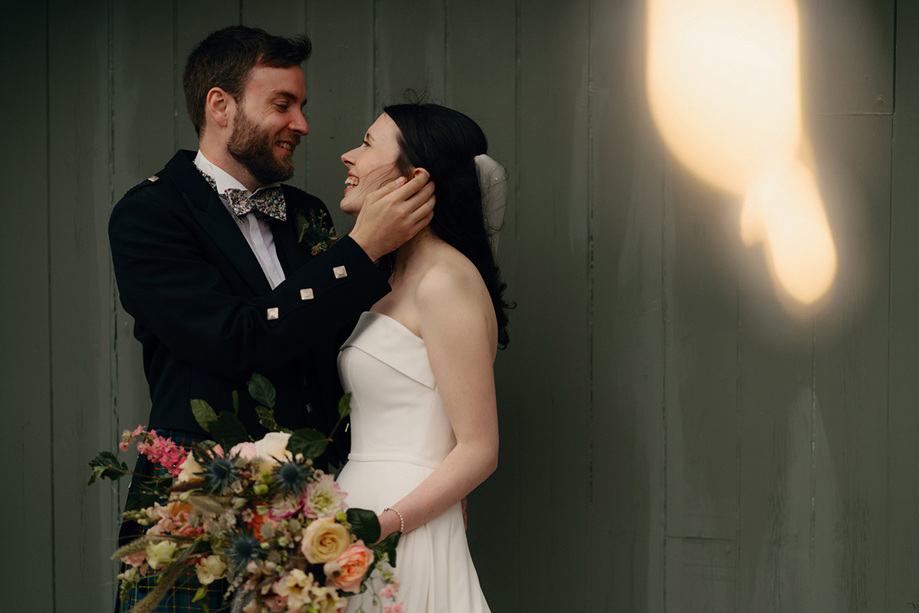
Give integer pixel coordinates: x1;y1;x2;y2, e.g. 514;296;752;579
1;0;914;611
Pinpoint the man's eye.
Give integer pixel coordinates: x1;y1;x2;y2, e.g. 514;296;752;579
362;140;370;147
276;104;289;111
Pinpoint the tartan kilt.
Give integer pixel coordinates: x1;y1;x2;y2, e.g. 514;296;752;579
117;430;231;613
119;572;230;613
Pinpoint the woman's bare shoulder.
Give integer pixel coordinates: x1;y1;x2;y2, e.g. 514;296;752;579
415;243;488;304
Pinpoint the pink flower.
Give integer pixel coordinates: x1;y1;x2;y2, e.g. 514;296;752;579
121;427;188;477
324;541;375;593
262;595;286;612
268;493;303;521
383;604;403;613
121;550;146;567
230;441;258;460
379;583;397;600
301;474;347;519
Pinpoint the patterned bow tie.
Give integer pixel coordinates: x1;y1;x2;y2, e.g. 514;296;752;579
224;187;287;221
197;167;287;221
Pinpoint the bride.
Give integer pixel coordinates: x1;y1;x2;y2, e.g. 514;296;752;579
335;102;509;612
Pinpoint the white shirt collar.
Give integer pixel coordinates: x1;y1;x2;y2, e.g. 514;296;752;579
193;151;280;195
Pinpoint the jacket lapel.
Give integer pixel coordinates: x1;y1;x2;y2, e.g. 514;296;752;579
165;151;272;296
272;185;312;276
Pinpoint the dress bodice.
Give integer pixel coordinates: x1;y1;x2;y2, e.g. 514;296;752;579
338;311;457;468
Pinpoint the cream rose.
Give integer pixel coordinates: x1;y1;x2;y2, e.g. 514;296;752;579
272;568;314;611
253;432;293;466
324;540;375;593
309;584;347;613
195;555;227;585
300;517;350;564
145;539;178;569
176;452;204;483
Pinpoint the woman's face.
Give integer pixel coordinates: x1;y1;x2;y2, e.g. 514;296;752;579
340;113;404;216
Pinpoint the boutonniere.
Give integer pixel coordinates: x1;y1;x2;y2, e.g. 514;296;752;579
296;208;339;256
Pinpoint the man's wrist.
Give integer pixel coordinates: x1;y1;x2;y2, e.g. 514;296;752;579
348;230;382;262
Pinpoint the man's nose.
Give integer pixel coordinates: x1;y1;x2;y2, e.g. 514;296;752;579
291;109;309;134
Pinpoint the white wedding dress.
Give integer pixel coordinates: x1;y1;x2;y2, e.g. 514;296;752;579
336;311;491;613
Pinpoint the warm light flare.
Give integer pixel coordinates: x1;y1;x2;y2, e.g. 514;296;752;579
648;0;802;194
646;0;836;304
741;160;837;304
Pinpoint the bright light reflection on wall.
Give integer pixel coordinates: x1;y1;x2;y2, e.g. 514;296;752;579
647;0;836;304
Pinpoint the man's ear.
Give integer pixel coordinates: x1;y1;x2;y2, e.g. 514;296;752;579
204;87;234;130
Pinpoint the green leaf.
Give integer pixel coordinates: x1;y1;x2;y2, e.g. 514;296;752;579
231;389;239;414
254;405;278;431
192;585;208;603
338;392;352;419
248;374;277;409
287;428;329;458
87;451;129;485
346;507;381;545
375;530;402;568
209;412;250;450
190;399;218;432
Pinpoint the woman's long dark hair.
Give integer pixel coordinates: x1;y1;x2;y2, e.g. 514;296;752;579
384;102;510;348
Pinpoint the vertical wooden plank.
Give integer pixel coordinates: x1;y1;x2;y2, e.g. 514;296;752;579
811;113;891;613
47;0;116;610
588;0;667;610
736;334;815;613
443;0;517;608
663;167;741;612
375;0;445;107
509;1;591;610
888;1;919;608
242;0;305;36
811;0;895;115
0;5;53;612
444;0;516;165
174;1;241;153
110;0;179;554
305;0;375;231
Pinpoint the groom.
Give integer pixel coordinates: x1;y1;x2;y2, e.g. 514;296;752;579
108;26;432;611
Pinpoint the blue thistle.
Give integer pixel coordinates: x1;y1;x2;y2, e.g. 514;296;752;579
272;460;311;497
223;529;263;574
203;455;241;494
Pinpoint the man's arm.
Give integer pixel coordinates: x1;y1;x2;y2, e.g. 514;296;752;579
349;170;435;262
109;187;390;380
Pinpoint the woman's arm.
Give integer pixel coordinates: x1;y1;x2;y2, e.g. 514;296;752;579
376;263;499;538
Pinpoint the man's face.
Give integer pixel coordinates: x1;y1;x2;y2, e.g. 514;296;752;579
227;65;308;186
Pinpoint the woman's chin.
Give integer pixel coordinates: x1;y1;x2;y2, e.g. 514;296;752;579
339;201;360;218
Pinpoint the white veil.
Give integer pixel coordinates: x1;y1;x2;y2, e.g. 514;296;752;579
474;154;508;255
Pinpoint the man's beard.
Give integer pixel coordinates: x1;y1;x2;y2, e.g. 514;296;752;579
227;108;295;185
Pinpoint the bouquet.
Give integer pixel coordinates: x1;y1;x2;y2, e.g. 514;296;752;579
90;377;400;613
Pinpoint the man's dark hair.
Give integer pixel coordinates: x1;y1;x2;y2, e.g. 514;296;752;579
183;26;311;136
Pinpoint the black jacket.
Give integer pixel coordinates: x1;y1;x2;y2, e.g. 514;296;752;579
109;150;389;465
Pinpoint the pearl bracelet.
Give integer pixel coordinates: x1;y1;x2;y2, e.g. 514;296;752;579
384;506;405;533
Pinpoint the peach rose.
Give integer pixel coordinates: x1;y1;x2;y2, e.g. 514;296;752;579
324;540;375;593
300;517;349;564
